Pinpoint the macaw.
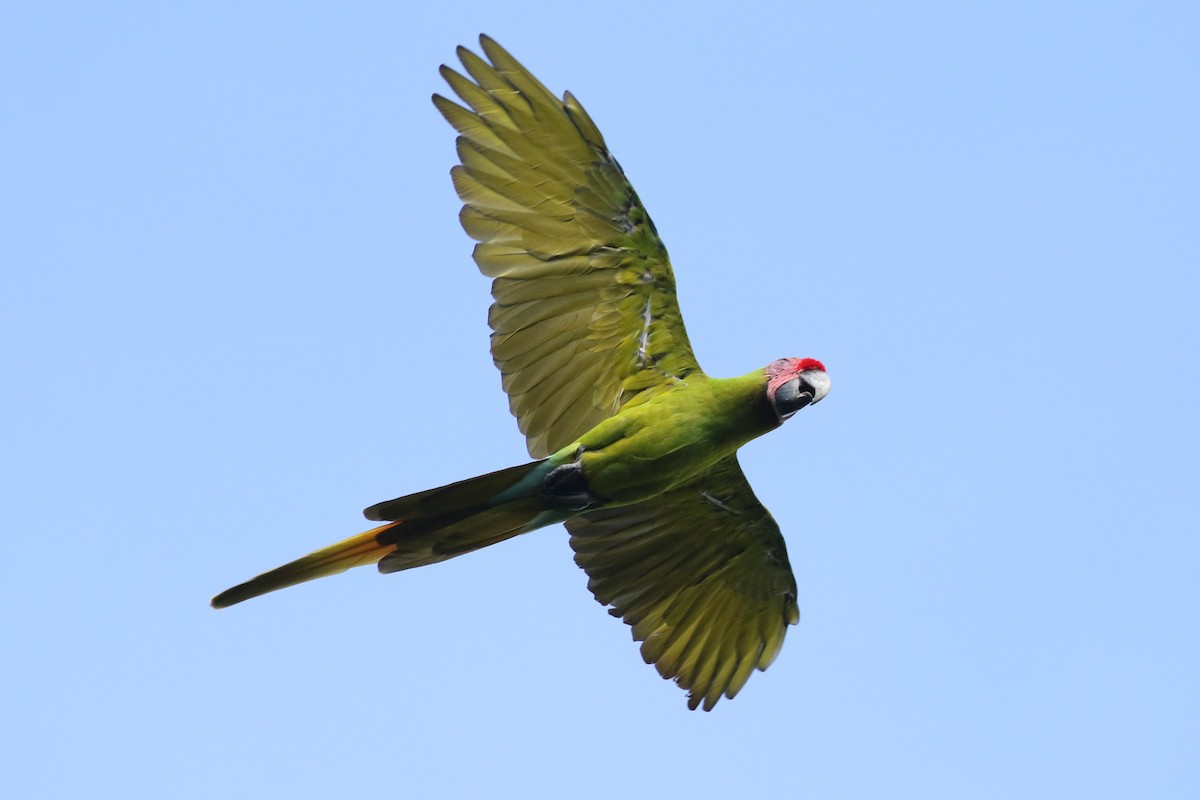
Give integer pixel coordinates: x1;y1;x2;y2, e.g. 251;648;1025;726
212;35;831;711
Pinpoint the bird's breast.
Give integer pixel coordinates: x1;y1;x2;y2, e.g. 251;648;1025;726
571;377;774;506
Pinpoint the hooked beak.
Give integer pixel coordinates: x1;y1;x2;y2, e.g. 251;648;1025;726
776;369;831;414
771;368;831;422
798;368;831;406
774;379;812;413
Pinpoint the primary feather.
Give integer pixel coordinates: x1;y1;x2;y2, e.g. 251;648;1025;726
436;35;702;458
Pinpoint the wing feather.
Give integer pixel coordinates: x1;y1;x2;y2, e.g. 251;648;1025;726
566;455;800;710
439;36;703;457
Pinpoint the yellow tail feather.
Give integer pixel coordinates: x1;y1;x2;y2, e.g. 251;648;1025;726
212;460;555;609
211;521;400;609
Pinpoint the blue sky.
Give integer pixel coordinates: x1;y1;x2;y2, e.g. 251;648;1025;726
3;2;1197;797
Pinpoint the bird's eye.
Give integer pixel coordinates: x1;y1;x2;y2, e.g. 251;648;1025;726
771;378;814;422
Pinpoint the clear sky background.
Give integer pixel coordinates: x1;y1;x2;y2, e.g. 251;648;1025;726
3;2;1197;797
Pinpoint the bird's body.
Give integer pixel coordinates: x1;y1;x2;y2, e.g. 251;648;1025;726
213;36;831;711
572;368;785;503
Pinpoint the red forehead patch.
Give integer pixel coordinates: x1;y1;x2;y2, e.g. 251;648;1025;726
795;357;826;373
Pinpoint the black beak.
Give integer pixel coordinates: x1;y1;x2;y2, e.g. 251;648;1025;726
780;380;814;408
773;378;815;420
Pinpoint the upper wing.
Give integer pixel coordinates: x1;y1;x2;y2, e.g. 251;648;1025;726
565;455;800;710
437;36;703;458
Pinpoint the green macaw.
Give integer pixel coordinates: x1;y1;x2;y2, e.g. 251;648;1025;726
213;35;831;711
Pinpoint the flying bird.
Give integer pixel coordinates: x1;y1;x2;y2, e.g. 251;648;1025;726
212;35;831;711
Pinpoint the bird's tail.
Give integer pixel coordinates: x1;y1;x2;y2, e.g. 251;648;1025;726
211;460;561;609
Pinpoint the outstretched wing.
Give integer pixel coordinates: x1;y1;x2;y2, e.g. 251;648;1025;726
437;36;702;458
565;455;799;710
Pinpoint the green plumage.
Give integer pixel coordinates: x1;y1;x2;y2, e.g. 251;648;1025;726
211;35;829;712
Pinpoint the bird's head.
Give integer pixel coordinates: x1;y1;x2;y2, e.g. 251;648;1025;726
766;357;830;423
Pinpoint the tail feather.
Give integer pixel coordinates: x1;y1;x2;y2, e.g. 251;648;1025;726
210;521;402;609
377;497;562;573
212;460;560;608
363;461;547;521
